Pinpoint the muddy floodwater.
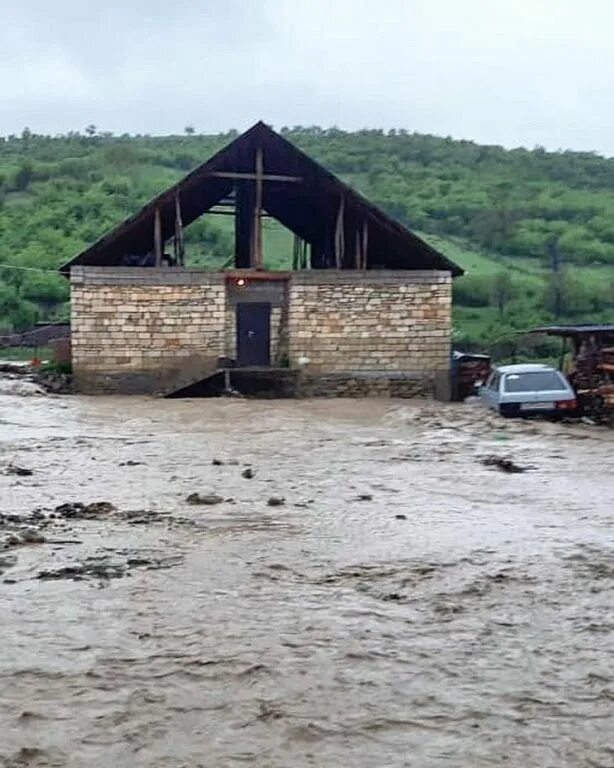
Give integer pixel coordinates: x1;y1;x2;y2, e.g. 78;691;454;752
1;392;613;767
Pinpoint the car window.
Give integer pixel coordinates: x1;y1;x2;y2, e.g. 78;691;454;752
489;373;500;391
503;371;566;393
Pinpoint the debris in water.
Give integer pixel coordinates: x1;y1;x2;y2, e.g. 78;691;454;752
54;501;117;519
1;534;22;550
357;493;373;501
267;496;285;507
4;464;34;476
395;514;407;520
481;456;531;474
242;468;255;479
36;552;183;582
212;458;224;466
38;561;126;582
1;528;46;549
118;460;143;467
186;492;224;506
18;527;46;544
0;554;17;573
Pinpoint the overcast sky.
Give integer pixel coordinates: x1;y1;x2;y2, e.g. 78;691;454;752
2;0;614;154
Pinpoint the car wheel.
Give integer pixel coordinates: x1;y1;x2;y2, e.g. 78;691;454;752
499;404;519;418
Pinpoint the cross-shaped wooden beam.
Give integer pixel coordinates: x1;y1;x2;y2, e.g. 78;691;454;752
215;146;303;268
208;171;302;183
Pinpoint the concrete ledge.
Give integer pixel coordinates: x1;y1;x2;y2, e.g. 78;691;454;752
71;267;451;287
74;370;163;395
71;267;226;286
290;270;451;285
297;370;437;398
74;354;220;394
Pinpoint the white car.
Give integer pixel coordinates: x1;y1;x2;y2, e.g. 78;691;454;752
479;363;577;417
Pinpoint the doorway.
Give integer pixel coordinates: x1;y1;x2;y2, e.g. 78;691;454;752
236;303;271;367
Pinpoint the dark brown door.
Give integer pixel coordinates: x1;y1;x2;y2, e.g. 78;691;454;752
236;303;271;367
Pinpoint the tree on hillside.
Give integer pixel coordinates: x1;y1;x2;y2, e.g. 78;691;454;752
184;125;195;135
12;161;33;191
490;271;515;318
471;182;518;250
545;237;564;317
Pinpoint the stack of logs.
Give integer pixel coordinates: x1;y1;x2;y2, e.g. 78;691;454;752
572;345;614;418
454;357;491;401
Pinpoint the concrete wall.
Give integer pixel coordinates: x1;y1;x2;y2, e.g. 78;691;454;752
70;267;452;395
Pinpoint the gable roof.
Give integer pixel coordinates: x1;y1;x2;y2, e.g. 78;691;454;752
60;121;463;276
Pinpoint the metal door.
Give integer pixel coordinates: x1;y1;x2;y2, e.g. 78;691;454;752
236;303;271;367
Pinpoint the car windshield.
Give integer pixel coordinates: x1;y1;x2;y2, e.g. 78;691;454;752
504;371;565;393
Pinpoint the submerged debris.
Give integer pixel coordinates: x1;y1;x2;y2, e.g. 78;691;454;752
267;496;285;507
481;456;532;474
242;467;255;479
0;555;17;573
186;493;224;506
2;527;46;550
4;464;34;477
18;527;46;544
37;553;183;582
54;501;117;519
38;562;126;581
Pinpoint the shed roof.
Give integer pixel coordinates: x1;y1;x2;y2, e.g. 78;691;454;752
528;324;614;337
60;121;462;276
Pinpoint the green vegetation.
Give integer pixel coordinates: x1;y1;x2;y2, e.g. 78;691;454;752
0;125;612;354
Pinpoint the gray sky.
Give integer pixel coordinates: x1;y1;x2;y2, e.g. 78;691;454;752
2;0;614;154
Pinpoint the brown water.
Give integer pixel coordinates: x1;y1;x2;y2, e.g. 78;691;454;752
0;393;613;767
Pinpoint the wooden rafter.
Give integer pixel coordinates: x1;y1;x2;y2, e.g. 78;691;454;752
174;194;185;266
209;171;302;183
334;196;345;269
253;146;264;269
154;206;162;266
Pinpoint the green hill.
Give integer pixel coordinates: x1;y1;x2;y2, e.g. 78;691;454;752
0;126;612;355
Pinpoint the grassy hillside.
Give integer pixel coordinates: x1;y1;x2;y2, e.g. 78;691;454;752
0;126;612;355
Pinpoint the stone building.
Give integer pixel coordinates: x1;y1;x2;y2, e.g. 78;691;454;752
61;122;462;397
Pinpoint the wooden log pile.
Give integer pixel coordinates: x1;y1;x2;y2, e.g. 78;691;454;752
572;345;614;417
453;356;491;401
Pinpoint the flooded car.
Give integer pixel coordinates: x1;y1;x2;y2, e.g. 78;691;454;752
479;363;577;417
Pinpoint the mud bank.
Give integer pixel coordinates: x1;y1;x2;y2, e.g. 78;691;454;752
0;393;612;767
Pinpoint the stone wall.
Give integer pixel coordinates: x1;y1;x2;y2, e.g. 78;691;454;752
71;268;225;393
287;271;451;378
297;371;435;398
71;267;452;396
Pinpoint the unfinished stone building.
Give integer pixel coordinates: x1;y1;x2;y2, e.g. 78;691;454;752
61;122;462;397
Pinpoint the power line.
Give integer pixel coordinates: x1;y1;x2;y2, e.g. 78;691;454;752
0;263;60;274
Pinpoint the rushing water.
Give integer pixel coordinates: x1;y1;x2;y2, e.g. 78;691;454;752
0;393;613;767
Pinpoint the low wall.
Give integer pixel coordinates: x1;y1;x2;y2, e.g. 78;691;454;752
297;371;436;398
